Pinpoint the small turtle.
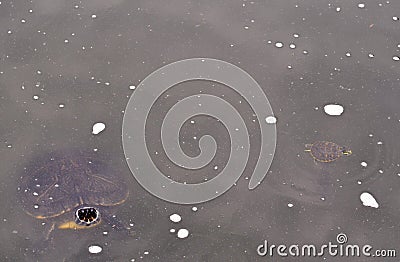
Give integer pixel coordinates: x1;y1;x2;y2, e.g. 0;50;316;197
18;150;129;239
305;141;352;162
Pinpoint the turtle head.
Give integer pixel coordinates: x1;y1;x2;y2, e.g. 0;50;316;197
58;207;101;230
342;147;352;156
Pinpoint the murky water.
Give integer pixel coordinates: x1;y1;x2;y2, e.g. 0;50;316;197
1;0;400;261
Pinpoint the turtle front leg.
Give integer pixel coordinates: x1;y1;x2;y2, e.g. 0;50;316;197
30;222;55;255
43;222;55;240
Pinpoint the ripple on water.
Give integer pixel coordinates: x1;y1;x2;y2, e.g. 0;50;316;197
343;135;394;186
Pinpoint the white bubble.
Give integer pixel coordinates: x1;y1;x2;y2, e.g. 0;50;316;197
169;228;176;233
368;53;374;58
303;50;308;55
33;95;39;100
360;192;379;208
393;16;399;21
91;14;97;19
64;39;69;43
169;213;181;223
275;42;283;48
345;52;351;57
192;206;198;212
265;116;277;124
129;85;136;90
88;245;102;254
361;161;368;167
33;205;39;209
287;203;294;208
323;104;344;116
293;33;299;38
21;19;26;23
177;228;189;239
144;251;149;255
58;103;65;108
357;3;365;8
289;43;296;49
393;56;400;61
92;122;106;135
336;7;341;12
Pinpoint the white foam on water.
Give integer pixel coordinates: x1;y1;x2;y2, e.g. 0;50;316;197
169;213;181;223
92;122;106;135
88;245;102;254
265;116;277;124
323;104;344;116
360;192;379;208
177;228;189;239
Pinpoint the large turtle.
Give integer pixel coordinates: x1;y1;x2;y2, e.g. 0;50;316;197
305;141;352;162
18;150;129;239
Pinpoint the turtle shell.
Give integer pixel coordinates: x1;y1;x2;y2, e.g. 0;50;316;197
308;141;346;162
18;150;129;219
